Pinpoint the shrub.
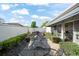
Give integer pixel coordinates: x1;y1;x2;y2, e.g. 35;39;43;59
45;32;53;40
0;33;27;48
64;39;72;42
60;42;79;56
52;37;62;43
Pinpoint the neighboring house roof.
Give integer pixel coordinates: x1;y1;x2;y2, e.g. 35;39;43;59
0;23;23;27
0;18;4;23
0;18;23;27
5;23;23;27
46;3;79;26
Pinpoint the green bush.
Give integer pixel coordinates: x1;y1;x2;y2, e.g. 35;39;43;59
52;37;62;43
60;42;79;56
64;39;72;42
45;32;53;40
0;33;27;48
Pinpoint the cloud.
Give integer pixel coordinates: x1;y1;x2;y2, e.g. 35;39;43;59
12;8;29;15
52;11;61;17
31;15;39;19
0;0;77;3
1;4;20;11
1;4;10;10
23;23;29;26
7;15;30;26
18;16;24;19
51;10;66;20
40;16;51;20
26;2;49;6
9;4;19;7
14;4;19;6
9;18;19;23
31;15;51;21
8;18;25;23
8;18;25;25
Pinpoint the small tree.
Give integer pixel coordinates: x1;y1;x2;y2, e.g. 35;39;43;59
31;21;37;28
41;21;48;27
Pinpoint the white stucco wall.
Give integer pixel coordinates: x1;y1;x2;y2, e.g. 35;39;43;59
73;32;79;44
0;26;28;41
29;28;45;33
46;27;52;33
73;20;79;44
0;26;45;41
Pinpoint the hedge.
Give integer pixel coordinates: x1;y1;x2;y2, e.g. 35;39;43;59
45;33;52;40
60;42;79;56
52;37;62;43
0;33;27;48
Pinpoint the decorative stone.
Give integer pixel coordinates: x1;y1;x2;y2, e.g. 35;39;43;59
26;32;50;56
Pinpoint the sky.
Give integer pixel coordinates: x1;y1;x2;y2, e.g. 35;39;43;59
0;3;72;27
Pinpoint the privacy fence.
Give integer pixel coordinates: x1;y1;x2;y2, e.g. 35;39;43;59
0;26;45;41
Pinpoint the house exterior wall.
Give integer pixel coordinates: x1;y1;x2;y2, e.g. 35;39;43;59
64;22;73;41
49;24;64;39
46;4;79;43
73;20;79;44
54;19;79;44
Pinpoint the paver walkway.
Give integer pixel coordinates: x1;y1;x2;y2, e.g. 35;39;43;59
47;39;60;50
47;39;60;55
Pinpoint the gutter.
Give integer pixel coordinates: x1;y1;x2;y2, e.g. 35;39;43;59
46;3;78;26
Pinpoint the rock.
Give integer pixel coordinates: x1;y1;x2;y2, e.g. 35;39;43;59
25;37;30;42
28;32;50;49
27;32;50;56
55;48;64;56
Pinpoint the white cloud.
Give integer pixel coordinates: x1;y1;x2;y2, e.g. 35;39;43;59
12;8;29;15
1;4;20;11
40;16;51;20
10;4;19;7
26;2;49;6
40;16;51;22
23;23;29;26
51;10;65;20
8;16;30;26
52;11;61;16
18;16;24;18
9;18;19;23
1;4;10;10
31;15;51;21
14;4;19;6
8;18;23;25
31;15;39;19
0;0;77;3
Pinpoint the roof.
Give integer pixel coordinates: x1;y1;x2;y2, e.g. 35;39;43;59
46;3;79;26
0;23;23;27
0;18;4;23
5;23;23;27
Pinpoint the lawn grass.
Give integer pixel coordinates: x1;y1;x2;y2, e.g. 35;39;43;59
60;42;79;56
0;33;27;48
